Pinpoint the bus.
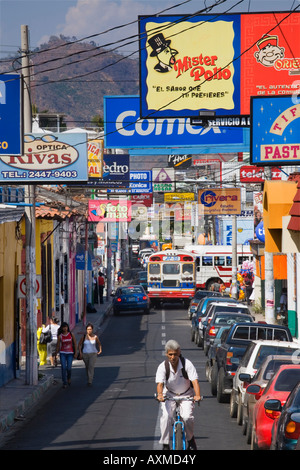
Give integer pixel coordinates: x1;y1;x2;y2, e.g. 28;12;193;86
147;250;196;307
184;244;253;290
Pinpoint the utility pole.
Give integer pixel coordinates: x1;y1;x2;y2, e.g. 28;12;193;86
264;167;275;323
21;25;38;385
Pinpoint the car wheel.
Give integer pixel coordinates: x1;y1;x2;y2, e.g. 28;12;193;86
203;342;209;356
237;393;243;426
205;361;211;382
191;329;195;342
211;363;218;396
144;308;150;314
251;427;259;450
197;333;203;349
229;390;237;418
217;368;230;403
246;417;252;444
113;308;119;316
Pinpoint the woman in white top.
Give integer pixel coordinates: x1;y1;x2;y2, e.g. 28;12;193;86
78;323;102;386
42;317;60;367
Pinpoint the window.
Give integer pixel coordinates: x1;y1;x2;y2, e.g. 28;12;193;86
202;256;213;266
226;256;232;266
214;256;225;266
163;264;180;275
149;263;160;275
182;263;193;274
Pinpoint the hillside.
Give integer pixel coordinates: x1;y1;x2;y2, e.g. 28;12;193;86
1;36;139;127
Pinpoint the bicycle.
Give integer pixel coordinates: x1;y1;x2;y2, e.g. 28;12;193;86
156;394;202;450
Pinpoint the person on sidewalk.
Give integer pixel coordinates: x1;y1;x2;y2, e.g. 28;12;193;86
155;339;201;450
98;272;105;304
56;322;77;389
78;323;102;386
42;317;60;367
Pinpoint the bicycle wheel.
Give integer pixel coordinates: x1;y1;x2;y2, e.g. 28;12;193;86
174;422;184;450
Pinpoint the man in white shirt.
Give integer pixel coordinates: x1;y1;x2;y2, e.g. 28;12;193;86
155;339;201;450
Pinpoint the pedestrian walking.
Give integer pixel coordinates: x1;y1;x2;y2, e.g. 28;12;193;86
78;323;102;386
42;317;60;367
56;322;77;388
244;274;253;306
98;271;105;304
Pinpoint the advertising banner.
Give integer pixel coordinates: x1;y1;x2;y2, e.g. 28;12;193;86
88;139;103;178
198;188;241;215
251;95;300;166
104;95;246;150
240;165;282;182
0;73;23;156
0;133;88;183
84;154;129;187
88;199;132;222
152;167;175;192
139;12;300;118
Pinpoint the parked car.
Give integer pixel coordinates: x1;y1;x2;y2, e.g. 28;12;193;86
112;285;150;315
191;297;242;348
241;354;296;443
188;290;221;319
201;302;252;354
231;340;300;434
269;381;300;450
138;248;154;267
248;364;300;450
205;325;231;382
203;304;252;355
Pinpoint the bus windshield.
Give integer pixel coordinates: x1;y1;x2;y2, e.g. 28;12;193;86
149;263;160;275
163;264;180;275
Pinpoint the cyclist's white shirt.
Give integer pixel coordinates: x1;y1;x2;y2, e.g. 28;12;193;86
156;358;198;395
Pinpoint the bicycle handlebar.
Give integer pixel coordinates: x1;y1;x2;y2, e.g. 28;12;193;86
154;394;203;404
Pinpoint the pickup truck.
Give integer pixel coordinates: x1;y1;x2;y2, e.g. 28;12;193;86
208;322;293;403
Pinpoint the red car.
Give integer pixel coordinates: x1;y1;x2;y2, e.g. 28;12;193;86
247;364;300;450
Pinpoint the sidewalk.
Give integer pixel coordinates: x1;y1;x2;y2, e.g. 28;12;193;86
0;299;112;434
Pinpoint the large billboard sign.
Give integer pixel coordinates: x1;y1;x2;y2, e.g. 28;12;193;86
139;12;300;118
251;95;300;166
0;73;23;155
198;188;241;215
104;95;246;151
0;133;88;183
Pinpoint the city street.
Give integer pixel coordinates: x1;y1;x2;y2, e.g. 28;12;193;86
0;304;249;451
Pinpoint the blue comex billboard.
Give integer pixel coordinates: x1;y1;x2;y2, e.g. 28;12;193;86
251;95;300;166
104;95;247;152
0;73;23;155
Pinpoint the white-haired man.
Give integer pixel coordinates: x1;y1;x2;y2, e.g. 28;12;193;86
155;339;201;450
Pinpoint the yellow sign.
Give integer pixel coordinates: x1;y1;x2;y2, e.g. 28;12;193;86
164;192;194;202
145;20;235;112
88;139;103;178
198;188;241;215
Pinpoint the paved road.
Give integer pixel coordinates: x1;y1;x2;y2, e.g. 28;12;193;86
0;303;249;451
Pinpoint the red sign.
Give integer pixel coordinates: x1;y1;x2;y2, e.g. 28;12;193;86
240;166;281;182
130;193;153;207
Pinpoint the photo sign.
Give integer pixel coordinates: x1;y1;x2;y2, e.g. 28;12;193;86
251;95;300;166
139;12;300;118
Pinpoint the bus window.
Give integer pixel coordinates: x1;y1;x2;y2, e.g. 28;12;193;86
182;264;193;275
214;256;225;266
238;256;250;265
202;256;213;266
149;263;160;275
226;256;232;266
163;264;180;275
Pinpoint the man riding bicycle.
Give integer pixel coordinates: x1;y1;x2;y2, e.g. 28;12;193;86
155;339;201;450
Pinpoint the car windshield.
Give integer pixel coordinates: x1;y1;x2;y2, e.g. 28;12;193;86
214;306;250;313
214;315;252;325
263;359;294;381
120;287;144;295
253;345;298;370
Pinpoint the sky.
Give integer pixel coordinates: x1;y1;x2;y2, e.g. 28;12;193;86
0;0;298;58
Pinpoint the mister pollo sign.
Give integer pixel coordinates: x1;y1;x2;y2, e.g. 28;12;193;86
0;133;88;183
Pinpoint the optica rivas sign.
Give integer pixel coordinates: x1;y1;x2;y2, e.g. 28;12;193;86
104;95;245;149
0;73;23;156
139;12;300;118
251;95;300;166
0;133;88;182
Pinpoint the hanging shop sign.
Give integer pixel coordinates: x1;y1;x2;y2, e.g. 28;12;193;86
0;133;88;183
88;139;103;178
152;168;175;192
240;165;282;182
198;188;241;215
103;95;246;152
139;12;300;118
88;199;132;222
251;95;300;166
84;154;130;187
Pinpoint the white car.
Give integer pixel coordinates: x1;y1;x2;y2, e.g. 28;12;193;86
230;339;300;424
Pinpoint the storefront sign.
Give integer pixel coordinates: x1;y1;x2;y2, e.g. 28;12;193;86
251;95;300;166
198;188;241;215
88;200;132;222
0;73;23;156
240;165;281;182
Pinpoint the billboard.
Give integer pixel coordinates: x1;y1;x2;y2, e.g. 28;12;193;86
0;133;88;183
83;154;130;188
139;12;300;118
0;73;23;156
88;199;132;222
104;95;247;152
251;95;300;166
